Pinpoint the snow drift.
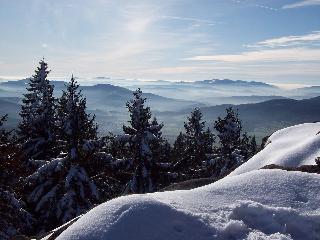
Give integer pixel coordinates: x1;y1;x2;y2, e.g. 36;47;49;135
230;122;320;176
56;123;320;240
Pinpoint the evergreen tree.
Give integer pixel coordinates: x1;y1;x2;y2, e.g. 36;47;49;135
240;132;251;160
210;107;254;177
176;108;214;179
57;75;98;161
0;115;34;239
149;117;173;188
103;133;131;160
24;158;98;232
0;189;34;239
0;114;24;184
249;135;258;158
172;132;187;162
18;59;56;161
214;107;242;155
0;114;10;142
0;115;12;182
122;89;166;193
149;117;171;163
24;76;99;232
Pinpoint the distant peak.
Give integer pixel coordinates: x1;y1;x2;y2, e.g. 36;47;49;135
94;76;111;80
195;79;276;88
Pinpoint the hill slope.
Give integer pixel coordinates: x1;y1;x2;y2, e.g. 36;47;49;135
56;123;320;240
158;96;320;141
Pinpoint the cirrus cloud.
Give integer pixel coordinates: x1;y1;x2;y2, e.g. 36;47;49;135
283;0;320;9
185;48;320;62
248;31;320;48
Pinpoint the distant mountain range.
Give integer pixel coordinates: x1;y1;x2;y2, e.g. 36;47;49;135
194;79;276;88
1;79;319;142
0;97;20;128
81;83;203;112
291;86;320;98
202;96;320;137
157;96;320;142
0;80;202;132
0;79;203;112
120;78;319;104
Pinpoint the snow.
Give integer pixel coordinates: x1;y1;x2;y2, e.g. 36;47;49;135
57;169;320;240
55;123;320;240
230;122;320;176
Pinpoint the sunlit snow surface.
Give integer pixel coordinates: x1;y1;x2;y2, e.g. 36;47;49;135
231;122;320;176
57;123;320;240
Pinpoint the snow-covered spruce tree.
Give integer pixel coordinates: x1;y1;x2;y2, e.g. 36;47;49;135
238;133;258;160
214;107;242;155
24;76;99;233
171;132;187;163
105;119;167;164
57;75;98;161
209;107;252;177
0;115;12;182
175;108;214;179
0;114;25;185
18;59;56;161
122;89;171;193
0;189;34;239
104;133;131;159
249;135;258;157
149;117;171;164
0;115;34;239
148;117;173;188
239;132;251;160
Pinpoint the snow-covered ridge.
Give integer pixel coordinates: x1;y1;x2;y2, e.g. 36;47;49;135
56;123;320;240
230;122;320;176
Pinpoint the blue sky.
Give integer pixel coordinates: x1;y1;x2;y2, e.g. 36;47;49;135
0;0;320;85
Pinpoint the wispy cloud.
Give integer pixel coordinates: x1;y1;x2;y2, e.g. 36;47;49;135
250;31;320;48
283;0;320;9
187;31;320;64
160;15;218;26
185;48;320;62
231;0;279;11
254;4;278;11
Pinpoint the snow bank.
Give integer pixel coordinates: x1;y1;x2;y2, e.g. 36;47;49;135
57;170;320;240
56;123;320;240
230;123;320;176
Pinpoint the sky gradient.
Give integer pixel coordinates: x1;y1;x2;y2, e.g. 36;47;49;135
0;0;320;85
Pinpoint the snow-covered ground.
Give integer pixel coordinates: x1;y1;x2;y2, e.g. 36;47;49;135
231;123;320;176
55;123;320;240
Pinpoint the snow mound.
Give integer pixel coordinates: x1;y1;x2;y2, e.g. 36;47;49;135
230;123;320;176
57;170;320;240
57;196;214;240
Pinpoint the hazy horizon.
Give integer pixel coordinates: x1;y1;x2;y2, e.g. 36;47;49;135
0;75;316;90
1;0;320;85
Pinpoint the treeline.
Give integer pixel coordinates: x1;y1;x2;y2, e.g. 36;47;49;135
0;60;258;239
